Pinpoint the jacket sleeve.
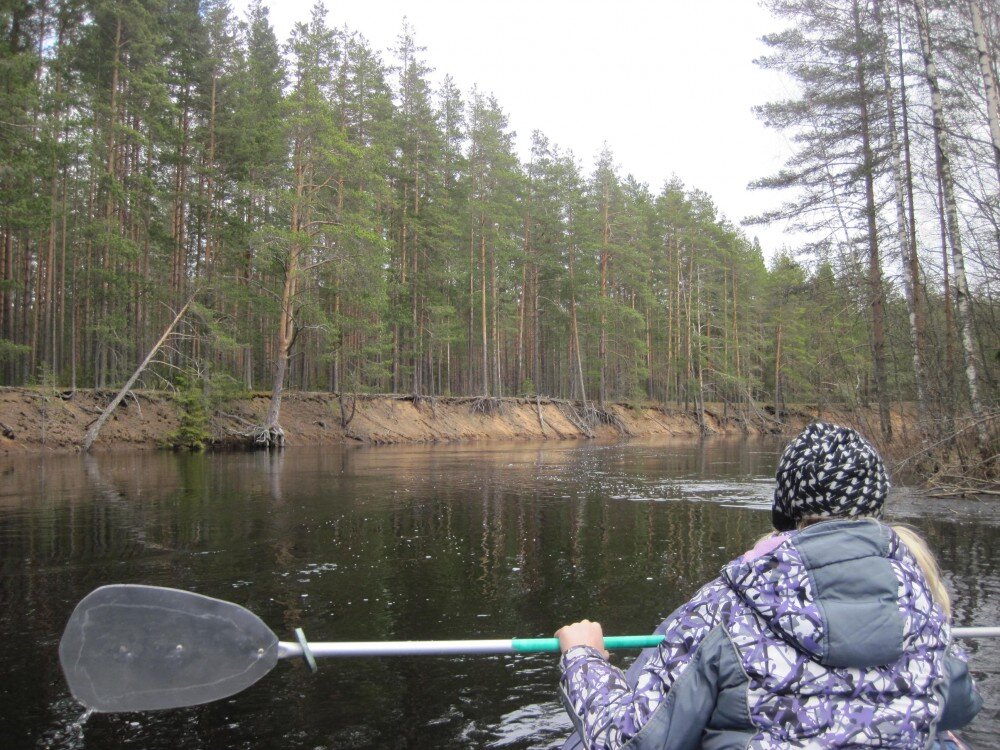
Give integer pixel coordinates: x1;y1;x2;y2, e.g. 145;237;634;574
557;578;733;750
937;645;983;731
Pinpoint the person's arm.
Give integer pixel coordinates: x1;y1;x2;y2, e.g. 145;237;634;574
556;579;732;749
937;644;983;731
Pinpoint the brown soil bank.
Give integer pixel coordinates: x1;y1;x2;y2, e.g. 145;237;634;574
0;386;916;454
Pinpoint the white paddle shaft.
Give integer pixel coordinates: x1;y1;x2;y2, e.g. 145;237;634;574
278;626;1000;660
280;639;518;658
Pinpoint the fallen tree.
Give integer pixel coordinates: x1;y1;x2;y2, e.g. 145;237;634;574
82;296;195;452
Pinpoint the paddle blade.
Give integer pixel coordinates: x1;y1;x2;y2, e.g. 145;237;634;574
59;585;279;712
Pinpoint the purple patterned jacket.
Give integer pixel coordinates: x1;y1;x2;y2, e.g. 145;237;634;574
559;520;981;749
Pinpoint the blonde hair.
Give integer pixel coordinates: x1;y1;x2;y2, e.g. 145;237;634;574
755;518;951;618
891;524;951;618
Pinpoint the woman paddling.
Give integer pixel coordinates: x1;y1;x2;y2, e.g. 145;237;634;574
556;422;982;749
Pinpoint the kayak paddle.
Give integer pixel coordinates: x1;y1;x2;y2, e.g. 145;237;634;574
58;585;661;712
58;584;1000;713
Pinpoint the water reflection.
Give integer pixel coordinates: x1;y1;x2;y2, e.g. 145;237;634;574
0;439;995;748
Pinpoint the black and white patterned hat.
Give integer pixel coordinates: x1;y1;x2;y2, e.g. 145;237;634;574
772;422;889;531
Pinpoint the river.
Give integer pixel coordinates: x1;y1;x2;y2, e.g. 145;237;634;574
1;439;996;748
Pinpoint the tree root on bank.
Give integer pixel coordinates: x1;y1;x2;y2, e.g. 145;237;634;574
591;406;632;436
412;394;437;418
737;385;784;433
254;423;284;449
535;394;548;437
217;415;285;450
470;397;506;416
339;394;357;427
557;402;595;438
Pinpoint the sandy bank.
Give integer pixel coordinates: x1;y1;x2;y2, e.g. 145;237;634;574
0;387;915;454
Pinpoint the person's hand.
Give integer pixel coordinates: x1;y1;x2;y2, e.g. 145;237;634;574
555;619;609;659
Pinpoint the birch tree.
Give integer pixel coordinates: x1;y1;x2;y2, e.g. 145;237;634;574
913;0;990;452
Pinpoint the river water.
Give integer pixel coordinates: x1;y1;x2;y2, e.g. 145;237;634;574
1;439;996;748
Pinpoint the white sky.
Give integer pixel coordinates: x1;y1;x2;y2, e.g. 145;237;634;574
233;0;800;255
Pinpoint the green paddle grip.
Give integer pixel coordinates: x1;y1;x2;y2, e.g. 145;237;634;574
511;635;665;653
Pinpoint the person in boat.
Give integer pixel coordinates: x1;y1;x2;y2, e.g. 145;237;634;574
556;422;982;749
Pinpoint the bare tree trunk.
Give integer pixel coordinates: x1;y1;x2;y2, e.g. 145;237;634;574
853;0;892;441
480;226;489;396
97;16;123;390
694;269;706;433
568;240;587;406
517;198;531;392
468;226;475;393
732;268;742;413
263;252;296;447
774;324;783;419
970;0;1000;183
646;306;653;399
876;0;930;431
83;296;195;452
0;229;10;369
684;256;694;412
571;293;586;406
914;0;990;451
666;239;675;403
532;264;541;392
492;228;501;398
598;181;610;407
263;139;308;447
204;73;218;276
937;172;956;429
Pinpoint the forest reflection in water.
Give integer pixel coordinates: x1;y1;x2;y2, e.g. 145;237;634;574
0;438;995;749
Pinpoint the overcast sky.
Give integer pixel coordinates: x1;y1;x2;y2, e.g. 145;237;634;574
233;0;799;255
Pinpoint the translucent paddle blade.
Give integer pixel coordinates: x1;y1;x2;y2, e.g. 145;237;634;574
59;585;279;712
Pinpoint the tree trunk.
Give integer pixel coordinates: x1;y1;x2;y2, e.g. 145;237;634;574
914;0;990;451
480;226;489;396
875;0;930;432
568;239;587;405
492;228;501;397
694;269;706;433
598;181;610;407
517;197;531;392
83;296;195;452
970;0;1000;183
468;226;475;393
204;73;218;276
532;264;541;393
263;139;307;447
97;16;123;390
853;0;892;441
774;324;783;419
937;172;956;429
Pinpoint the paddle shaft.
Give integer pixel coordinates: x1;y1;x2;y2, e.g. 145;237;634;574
953;626;1000;638
277;628;998;660
279;635;661;659
60;586;1000;713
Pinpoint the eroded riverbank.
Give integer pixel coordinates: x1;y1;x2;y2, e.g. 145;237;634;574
0;386;915;453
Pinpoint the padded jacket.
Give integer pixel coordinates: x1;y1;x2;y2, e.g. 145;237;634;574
559;520;982;749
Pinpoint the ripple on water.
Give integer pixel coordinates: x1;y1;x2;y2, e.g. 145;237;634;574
37;703;93;750
484;702;571;748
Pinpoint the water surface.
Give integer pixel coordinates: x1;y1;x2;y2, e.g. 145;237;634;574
1;439;995;748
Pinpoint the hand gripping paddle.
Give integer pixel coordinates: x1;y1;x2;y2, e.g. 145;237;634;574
59;584;1000;713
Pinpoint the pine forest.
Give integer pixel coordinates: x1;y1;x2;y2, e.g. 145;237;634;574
1;0;998;461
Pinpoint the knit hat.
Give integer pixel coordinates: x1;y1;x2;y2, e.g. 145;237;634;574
772;422;889;531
